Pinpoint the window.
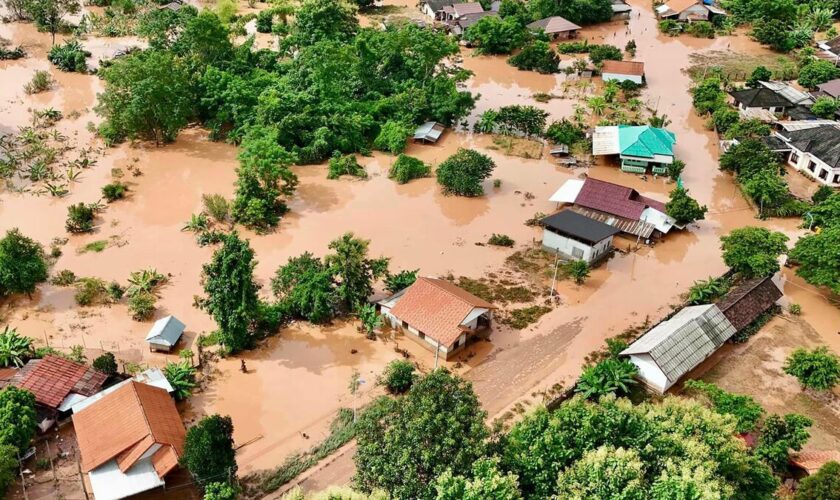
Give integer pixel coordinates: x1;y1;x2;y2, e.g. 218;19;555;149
572;247;584;259
808;161;817;173
819;169;828;180
418;331;425;339
401;320;408;329
789;151;799;165
833;173;840;184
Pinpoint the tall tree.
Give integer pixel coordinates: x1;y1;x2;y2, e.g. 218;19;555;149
271;252;337;323
789;227;840;294
665;187;708;225
289;0;358;47
436;149;496;197
324;233;388;312
720;227;789;278
201;232;260;353
0;387;37;452
23;0;80;45
0;229;48;297
433;458;522;500
181;414;237;485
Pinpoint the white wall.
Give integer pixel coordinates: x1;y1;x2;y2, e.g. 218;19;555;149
678;4;708;20
602;73;643;85
628;354;669;393
786;147;840;186
542;229;613;263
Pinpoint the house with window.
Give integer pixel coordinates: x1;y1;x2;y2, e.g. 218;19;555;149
549;177;680;241
378;277;495;359
775;124;840;186
592;125;676;174
73;381;186;500
655;0;726;20
526;16;582;39
541;210;620;263
729;81;815;121
450;11;497;35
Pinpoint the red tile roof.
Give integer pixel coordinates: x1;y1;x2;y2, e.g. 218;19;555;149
602;60;645;77
575;177;666;220
16;356;105;409
790;451;840;475
716;276;782;332
74;381;186;474
389;278;495;347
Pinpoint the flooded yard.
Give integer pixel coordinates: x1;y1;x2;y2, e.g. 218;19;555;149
1;0;839;488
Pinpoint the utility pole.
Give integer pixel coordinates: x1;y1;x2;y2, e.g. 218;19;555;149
549;253;560;297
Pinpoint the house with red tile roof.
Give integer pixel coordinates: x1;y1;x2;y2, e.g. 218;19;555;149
73;381;186;500
11;355;108;431
378;277;495;360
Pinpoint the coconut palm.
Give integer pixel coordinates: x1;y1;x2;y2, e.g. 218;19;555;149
0;326;33;368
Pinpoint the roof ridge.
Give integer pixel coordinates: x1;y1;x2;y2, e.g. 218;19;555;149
131;381;156;443
420;277;480;307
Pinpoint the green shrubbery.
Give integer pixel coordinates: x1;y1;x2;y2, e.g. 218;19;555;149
48;40;89;73
327;153;367;180
388;155;429;184
436;149;495;197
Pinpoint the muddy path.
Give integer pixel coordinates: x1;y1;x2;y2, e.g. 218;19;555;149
0;0;838;486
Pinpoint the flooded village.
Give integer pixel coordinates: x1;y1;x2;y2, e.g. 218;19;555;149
1;0;840;497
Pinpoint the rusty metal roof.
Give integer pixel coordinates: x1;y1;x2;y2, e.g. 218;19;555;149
15;356;105;409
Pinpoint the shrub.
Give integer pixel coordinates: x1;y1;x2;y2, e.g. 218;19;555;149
556;40;590;53
687;276;730;305
720;227;788;278
101;181;127;202
388;155;430;184
0;326;33;368
256;9;273;33
575;358;638;399
92;352;118;375
666;187;707;225
65;203;96;233
658;19;682;35
327;153;367;179
0;229;48;297
380;359;416;394
588;44;622;64
783;347;840;391
23;70;53;95
47;40;89;73
488;234;515;247
789;303;801;315
795;461;840;500
0;386;37;452
203;194;230;223
181;414;237;485
686;20;715;38
798;59;840;90
508;41;560;74
51;269;77;286
106;281;124;300
566;260;590;285
128;291;156;321
0;45;25;60
811;96;839;119
204;482;238;500
74;277;108;306
384;269;417;293
373;120;411;155
544;119;584;146
436;148;495;197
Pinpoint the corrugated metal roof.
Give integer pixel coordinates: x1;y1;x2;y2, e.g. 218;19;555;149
541;210;621;244
574;177;667;221
601;60;645;77
759;81;814;105
618;125;676;159
775;120;837;132
145;315;185;347
414;121;445;142
453;2;483;16
592;126;621;155
549;179;585;203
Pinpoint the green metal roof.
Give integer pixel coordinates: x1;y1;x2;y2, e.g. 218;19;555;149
618;126;676;159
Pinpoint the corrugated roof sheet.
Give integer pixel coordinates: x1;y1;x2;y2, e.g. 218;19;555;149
618;125;676;159
780;124;840;168
716;276;782;332
759;81;814;105
574;177;667;220
542;210;621;244
817;78;840;98
388;277;495;346
145;315;185;347
453;2;483;16
622;305;736;386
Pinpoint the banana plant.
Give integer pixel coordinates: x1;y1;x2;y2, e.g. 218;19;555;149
0;326;33;368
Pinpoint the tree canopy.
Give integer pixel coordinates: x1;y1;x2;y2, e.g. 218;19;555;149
0;229;48;297
720;227;789;278
789;227;840;294
665;187;707;225
0;386;37;453
181;414;237;485
436;148;496;197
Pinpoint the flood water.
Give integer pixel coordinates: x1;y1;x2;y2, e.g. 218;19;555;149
1;0;838;477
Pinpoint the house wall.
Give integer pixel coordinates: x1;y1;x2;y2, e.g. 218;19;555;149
541;229;613;263
421;3;436;18
739;102;782;114
678;4;708;20
602;72;643;85
628;353;669;393
785;145;840;186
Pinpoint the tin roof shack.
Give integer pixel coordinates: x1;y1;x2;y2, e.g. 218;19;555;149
776;124;840;187
715;276;783;332
145;315;185;352
621;304;737;393
13;355;108;432
73;381;186;500
414;121;446;143
527;16;581;39
592;125;676;174
378;277;495;360
601;60;645;85
541;210;620;264
816;35;840;64
549;177;681;241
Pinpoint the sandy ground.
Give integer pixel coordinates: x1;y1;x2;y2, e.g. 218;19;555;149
0;0;839;496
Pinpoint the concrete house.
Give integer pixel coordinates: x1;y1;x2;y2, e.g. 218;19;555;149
655;0;726;20
526;16;582;39
601;60;645;85
451;11;497;35
378;277;495;359
145;315;185;352
592;125;676;174
621;304;737;393
775;124;840;186
541;210;620;263
730;81;815;121
73;381;186;500
420;0;460;19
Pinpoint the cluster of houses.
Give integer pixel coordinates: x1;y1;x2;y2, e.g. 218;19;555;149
654;0;727;22
727;79;840;187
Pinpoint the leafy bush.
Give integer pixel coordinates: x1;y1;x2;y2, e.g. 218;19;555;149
0;46;25;60
0;326;33;368
691;77;726;115
575;358;638;399
384;269;417;293
23;70;53;95
181;414;237;485
204;482;238;500
556;40;591;53
544;119;584;146
464;16;527;55
388;154;429;184
256;9;273;33
488;234;515;247
128;291;156;321
0;229;48;297
588;44;622;65
357;303;382;338
163;360;197;400
373;120;411;155
380;360;416;394
327;153;367;179
65;203;96;233
203;194;230;223
721;227;788;278
566;259;590;285
684;380;763;433
798;59;840;90
658;19;682;36
811;96;839;119
508;41;560;74
666;187;707;225
47;40;89;73
74;277;108;306
687;276;730;304
789;303;801;315
494;105;548;136
51;269;77;286
436;148;495;197
795;461;840;500
783;347;840;391
0;386;37;452
101;181;127;202
92;352;118;375
686;20;715;38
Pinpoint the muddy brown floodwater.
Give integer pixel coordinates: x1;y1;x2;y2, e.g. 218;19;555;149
1;0;838;485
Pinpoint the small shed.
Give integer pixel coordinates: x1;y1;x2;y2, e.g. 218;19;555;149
601;60;645;85
145;315;185;352
414;121;445;143
541;210;620;263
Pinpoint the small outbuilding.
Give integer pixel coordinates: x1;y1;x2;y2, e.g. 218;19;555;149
414;121;446;143
145;315;185;352
541;210;620;263
601;60;645;85
527;16;581;39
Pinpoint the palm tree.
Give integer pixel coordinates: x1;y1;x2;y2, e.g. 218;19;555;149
587;96;607;116
126;268;167;298
0;326;33;368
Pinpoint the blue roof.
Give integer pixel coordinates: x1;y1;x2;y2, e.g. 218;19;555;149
145;315;185;347
618;126;676;159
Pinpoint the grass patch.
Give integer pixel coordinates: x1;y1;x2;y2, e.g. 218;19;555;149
242;408;355;496
79;240;108;254
503;305;553;329
452;276;537;304
489;135;543;159
686;51;798;82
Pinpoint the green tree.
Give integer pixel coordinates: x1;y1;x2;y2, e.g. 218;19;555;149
691;77;726;115
746;66;772;88
433;457;522;500
0;326;33;368
0;386;37;452
795;461;840;500
384;269;417;293
373;120;412;155
575;358;638;399
357;303;382;337
665;187;708;225
23;0;80;45
388;155;430;184
173;10;234;67
566;259;590;285
720;227;788;277
290;0;358;46
464;16;528;55
811;185;835;205
380;359;416;394
789;227;840;294
556;446;646;499
588;44;622;65
354;369;489;499
508;40;560;74
544;119;584;146
0;229;48;297
92;352;118;375
324;233;389;312
203;481;238;500
798;59;840;90
811;96;840;119
163;360;198;400
684;380;763;433
754;413;812;472
723;119;771;141
436;148;496;197
742;169;791;216
783;347;840;391
271;252;336;323
96;50;194;144
0;444;17;498
201;232;260;353
711;107;740;133
495;105;548;136
719;139;779;180
181;414;237;485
